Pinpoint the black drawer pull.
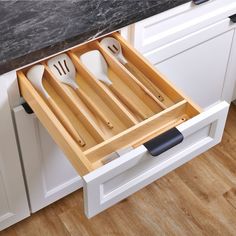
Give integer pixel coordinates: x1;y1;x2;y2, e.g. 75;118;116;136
230;14;236;23
192;0;209;5
22;102;34;114
144;128;184;156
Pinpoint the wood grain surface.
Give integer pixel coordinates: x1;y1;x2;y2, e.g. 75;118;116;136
1;104;236;236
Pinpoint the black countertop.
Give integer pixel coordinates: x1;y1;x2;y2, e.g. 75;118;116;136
0;0;191;75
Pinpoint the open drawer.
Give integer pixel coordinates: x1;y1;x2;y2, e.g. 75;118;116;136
16;32;229;218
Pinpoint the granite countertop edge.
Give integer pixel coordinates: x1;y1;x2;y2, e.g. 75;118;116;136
0;0;191;75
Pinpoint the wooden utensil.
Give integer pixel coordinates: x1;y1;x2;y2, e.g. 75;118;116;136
47;53;113;129
26;64;86;147
80;50;148;120
100;37;165;103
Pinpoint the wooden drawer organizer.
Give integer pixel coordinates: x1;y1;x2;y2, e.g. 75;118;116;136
17;32;201;176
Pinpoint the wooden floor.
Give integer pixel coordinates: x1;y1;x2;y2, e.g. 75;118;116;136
1;104;236;236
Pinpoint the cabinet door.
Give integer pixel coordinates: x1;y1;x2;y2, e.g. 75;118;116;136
0;72;30;231
233;85;236;101
229;31;236;102
142;19;235;109
14;106;83;213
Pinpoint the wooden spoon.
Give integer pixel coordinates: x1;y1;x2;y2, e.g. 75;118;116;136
47;53;113;129
100;37;165;104
26;64;86;147
80;50;148;120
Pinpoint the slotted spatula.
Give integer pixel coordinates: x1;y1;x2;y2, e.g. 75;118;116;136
26;64;86;147
100;37;165;104
80;50;148;120
47;53;113;128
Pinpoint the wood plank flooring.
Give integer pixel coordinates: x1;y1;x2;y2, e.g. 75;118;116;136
1;104;236;236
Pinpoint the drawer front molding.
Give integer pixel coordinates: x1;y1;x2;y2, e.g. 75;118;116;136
83;102;229;218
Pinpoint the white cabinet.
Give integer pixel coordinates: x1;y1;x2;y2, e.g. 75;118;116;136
153;20;234;109
133;0;236;109
0;71;30;231
14;106;83;213
14;28;230;219
0;0;235;225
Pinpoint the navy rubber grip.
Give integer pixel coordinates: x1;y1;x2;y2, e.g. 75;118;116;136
144;128;184;156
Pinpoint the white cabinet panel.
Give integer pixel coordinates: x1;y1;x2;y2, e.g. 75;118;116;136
14;106;83;213
225;29;236;103
0;71;30;231
233;85;236;101
0;172;10;217
155;29;234;108
133;0;236;108
136;17;236;109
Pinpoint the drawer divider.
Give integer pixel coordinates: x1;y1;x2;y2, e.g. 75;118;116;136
133;115;188;148
84;100;188;163
17;32;205;180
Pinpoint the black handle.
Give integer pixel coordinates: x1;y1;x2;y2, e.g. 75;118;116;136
230;14;236;23
192;0;209;5
144;128;184;156
22;102;34;114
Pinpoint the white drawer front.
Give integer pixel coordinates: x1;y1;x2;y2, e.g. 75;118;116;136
83;101;229;218
134;0;236;54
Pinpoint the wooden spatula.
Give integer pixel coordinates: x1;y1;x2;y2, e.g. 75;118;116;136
47;53;113;129
26;64;86;147
100;37;165;104
80;50;148;120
